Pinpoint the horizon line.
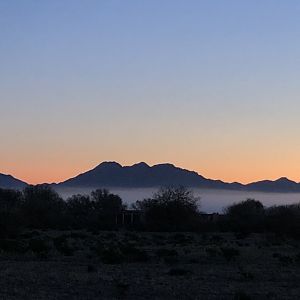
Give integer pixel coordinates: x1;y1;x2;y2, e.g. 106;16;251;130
1;160;297;186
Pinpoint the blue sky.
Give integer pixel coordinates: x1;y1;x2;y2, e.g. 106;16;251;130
1;1;300;183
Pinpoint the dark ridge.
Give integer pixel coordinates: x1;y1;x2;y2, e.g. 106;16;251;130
244;177;299;192
0;173;28;189
3;162;300;193
57;161;300;192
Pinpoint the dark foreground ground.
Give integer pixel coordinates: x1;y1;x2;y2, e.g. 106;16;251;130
0;230;300;299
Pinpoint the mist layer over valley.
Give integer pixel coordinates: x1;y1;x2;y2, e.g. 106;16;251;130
54;187;300;213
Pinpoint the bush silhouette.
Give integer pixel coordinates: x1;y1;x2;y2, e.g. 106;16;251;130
225;199;265;233
120;243;149;262
156;248;178;258
22;185;66;229
134;187;201;231
3;184;300;237
167;268;190;276
0;239;26;253
91;189;124;229
220;247;240;262
0;188;23;237
99;246;124;264
66;194;93;229
29;238;50;254
265;204;300;238
53;235;74;256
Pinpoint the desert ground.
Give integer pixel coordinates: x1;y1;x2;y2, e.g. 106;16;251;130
0;231;299;300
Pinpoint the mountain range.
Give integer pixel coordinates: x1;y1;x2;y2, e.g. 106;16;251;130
0;173;27;190
1;161;300;193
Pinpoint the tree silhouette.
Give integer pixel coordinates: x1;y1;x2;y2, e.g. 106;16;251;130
22;185;65;229
225;199;265;233
66;194;93;229
91;189;124;229
0;188;23;237
134;186;200;231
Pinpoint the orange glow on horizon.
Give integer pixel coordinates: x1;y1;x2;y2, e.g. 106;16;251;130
3;158;300;186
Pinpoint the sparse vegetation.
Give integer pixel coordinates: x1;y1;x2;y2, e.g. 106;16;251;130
156;248;178;258
220;247;240;262
1;186;300;240
28;238;50;255
0;186;300;298
99;246;124;264
234;290;252;300
167;268;191;276
0;230;297;298
53;235;74;256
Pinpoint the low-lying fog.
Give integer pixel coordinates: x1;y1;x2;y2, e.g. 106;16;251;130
54;187;300;213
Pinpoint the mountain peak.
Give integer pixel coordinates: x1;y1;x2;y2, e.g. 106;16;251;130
275;177;295;183
0;173;27;189
96;161;122;168
131;162;150;168
60;161;209;188
53;161;300;192
152;163;176;169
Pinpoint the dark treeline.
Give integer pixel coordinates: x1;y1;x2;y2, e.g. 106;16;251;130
1;185;300;238
0;185;125;236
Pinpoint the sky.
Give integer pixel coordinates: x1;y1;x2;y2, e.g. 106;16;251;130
1;0;300;185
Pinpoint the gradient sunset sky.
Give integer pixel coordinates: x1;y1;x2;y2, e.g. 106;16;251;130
1;1;300;184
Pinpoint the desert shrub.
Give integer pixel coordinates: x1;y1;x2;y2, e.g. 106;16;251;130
274;253;293;264
295;253;300;262
69;232;87;239
134;187;201;231
164;256;179;264
20;231;40;239
152;234;165;241
189;258;200;264
238;266;254;281
120;243;149;262
28;238;50;254
124;232;139;241
167;268;190;276
53;236;74;256
0;239;26;253
99;246;124;264
220;247;240;262
156;248;178;258
92;240;104;256
234;290;252;300
205;246;219;257
170;233;193;245
210;234;224;244
104;232;117;240
235;232;251;240
156;248;179;264
225;199;265;233
114;279;130;298
87;264;97;273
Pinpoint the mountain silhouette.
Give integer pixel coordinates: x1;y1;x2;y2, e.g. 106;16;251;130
3;162;300;193
59;161;229;188
57;161;296;192
245;177;300;192
0;173;27;189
